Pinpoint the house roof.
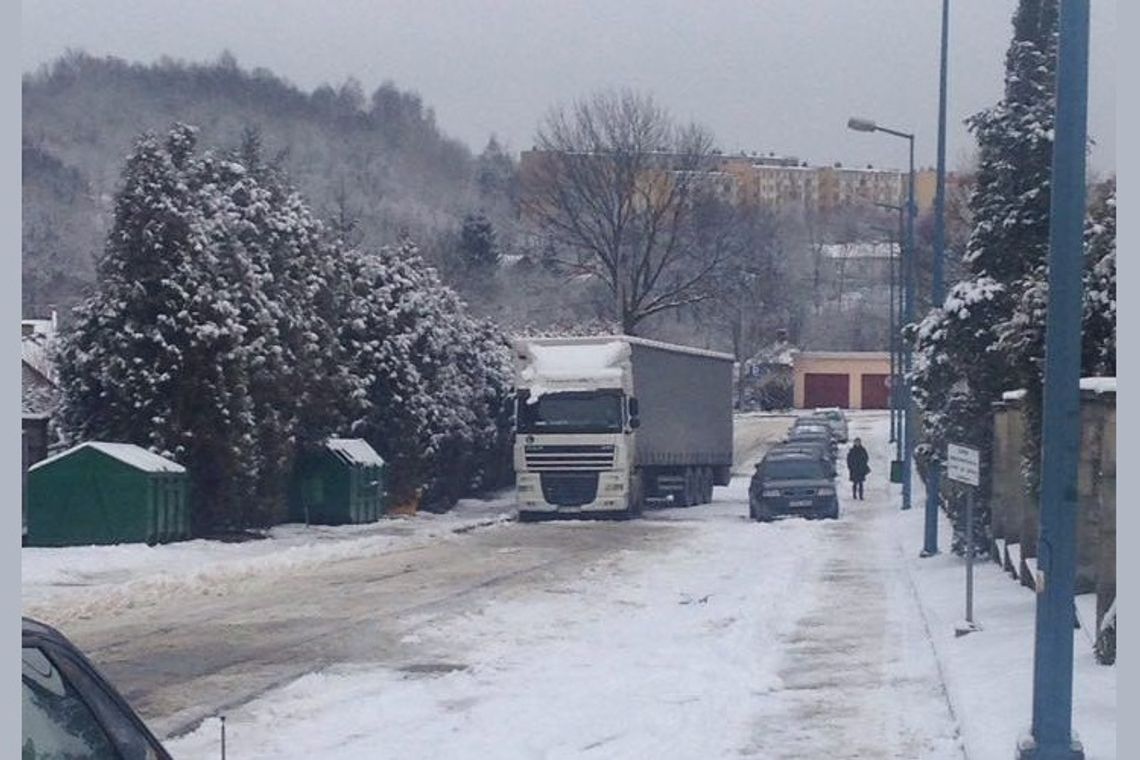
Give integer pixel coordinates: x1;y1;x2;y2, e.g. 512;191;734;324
29;442;186;474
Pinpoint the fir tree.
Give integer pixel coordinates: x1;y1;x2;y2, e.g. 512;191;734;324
910;0;1058;554
1082;178;1116;375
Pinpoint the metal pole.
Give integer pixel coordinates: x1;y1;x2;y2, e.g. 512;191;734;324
896;203;905;459
924;0;951;557
888;236;897;443
966;489;974;623
901;136;915;511
1019;1;1089;758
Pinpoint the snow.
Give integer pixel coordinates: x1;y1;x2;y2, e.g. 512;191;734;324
517;340;629;399
28;441;186;474
21;491;516;625
1002;389;1027;401
1079;377;1116;394
325;437;384;466
821;242;895;260
25;414;1114;758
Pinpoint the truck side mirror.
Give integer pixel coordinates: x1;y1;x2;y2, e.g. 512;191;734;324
628;397;640;429
629;416;640;429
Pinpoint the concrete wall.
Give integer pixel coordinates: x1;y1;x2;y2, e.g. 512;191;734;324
990;402;1027;547
792;352;890;409
989;389;1115;607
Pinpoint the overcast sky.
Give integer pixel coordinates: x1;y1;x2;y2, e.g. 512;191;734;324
22;0;1116;174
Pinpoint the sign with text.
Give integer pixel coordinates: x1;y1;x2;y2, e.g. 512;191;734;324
947;443;980;487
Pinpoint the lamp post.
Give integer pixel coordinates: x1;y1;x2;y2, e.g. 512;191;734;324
922;0;952;558
848;117;915;511
1018;1;1090;757
873;203;905;458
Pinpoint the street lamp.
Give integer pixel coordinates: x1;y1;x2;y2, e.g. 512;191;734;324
848;116;916;513
873;203;905;459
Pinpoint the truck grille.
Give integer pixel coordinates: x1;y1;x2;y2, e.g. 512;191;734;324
524;444;615;471
540;473;600;507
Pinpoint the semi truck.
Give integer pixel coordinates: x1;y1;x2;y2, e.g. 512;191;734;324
513;335;734;519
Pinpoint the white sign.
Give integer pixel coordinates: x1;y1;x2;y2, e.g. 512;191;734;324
947;443;980;487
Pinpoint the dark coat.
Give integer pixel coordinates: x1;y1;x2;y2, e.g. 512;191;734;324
846;444;870;482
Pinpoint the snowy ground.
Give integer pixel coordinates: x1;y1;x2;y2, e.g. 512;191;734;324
22;411;1115;759
22;493;515;625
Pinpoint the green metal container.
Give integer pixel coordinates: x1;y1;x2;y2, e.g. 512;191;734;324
890;459;904;484
26;442;190;547
288;438;385;525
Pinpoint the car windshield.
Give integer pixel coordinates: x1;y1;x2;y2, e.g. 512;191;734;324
759;458;828;480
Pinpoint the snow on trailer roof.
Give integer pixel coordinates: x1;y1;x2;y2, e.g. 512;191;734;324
326;438;385;467
29;442;186;474
515;335;735;362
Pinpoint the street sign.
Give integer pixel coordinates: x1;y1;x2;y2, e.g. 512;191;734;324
947;443;980;487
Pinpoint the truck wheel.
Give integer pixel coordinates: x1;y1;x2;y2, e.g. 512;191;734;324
693;469;711;505
683;468;698;507
627;474;645;518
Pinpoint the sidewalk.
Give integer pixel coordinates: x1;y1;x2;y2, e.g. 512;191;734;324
884;420;1116;760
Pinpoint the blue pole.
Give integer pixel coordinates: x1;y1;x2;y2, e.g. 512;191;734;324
889;237;896;443
923;0;950;557
901;135;915;511
1017;1;1089;758
896;203;905;459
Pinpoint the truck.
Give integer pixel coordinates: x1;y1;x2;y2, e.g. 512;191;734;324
513;335;734;519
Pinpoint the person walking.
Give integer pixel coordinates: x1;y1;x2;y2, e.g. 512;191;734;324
846;437;870;500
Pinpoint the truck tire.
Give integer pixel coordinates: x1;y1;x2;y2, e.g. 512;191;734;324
683;468;698;507
627;474;645;518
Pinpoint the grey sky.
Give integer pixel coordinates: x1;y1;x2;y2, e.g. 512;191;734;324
22;0;1115;174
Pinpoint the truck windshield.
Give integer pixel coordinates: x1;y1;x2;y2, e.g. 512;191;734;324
516;390;624;434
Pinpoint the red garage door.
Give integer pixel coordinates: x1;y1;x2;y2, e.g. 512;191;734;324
804;373;849;408
860;373;890;409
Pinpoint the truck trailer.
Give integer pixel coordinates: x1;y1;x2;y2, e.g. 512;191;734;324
513;335;734;519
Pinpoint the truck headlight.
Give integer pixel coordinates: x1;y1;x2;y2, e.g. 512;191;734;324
518;483;537;493
761;489;780;498
603;482;625;493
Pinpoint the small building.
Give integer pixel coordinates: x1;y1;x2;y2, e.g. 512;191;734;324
739;341;795;410
26;442;190;547
792;351;891;409
289;438;385;525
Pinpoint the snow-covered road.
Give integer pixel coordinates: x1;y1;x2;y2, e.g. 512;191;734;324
30;412;1113;758
154;412;963;759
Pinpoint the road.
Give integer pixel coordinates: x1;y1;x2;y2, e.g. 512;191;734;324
52;412;964;758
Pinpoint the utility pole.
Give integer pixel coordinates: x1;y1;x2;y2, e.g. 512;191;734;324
923;0;951;557
1016;1;1089;758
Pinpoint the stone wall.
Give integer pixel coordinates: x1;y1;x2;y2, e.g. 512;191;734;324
987;387;1115;632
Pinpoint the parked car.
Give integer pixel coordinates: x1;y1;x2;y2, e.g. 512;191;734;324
785;427;838;458
767;442;836;475
749;452;839;521
811;407;849;442
22;617;172;760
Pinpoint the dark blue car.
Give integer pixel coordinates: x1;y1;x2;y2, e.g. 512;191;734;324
749;452;839;521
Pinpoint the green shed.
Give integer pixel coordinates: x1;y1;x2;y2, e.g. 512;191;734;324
26;442;190;547
289;438;385;525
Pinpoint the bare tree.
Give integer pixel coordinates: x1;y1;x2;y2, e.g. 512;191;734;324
522;89;718;334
